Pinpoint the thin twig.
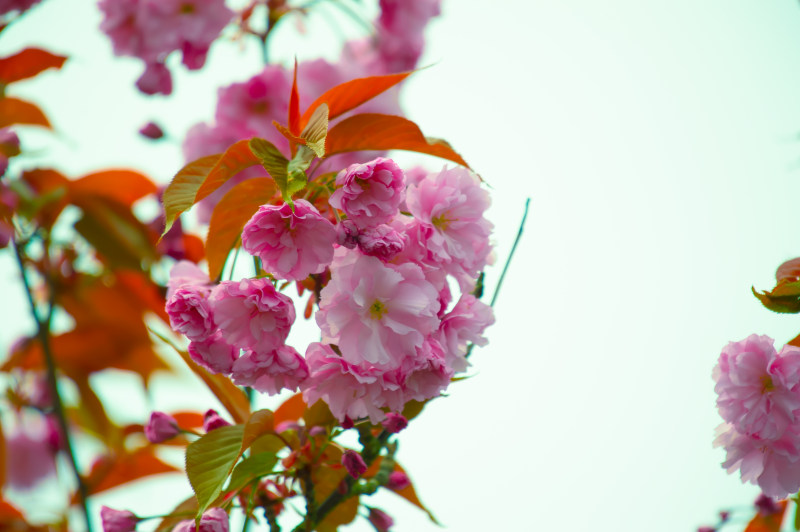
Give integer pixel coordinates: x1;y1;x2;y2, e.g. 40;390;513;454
490;198;530;308
12;236;93;532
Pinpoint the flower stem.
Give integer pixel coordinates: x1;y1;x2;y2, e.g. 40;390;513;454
12;236;93;532
490;197;530;308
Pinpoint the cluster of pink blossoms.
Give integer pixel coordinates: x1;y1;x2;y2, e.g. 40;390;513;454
713;334;800;498
166;157;494;423
98;0;233;94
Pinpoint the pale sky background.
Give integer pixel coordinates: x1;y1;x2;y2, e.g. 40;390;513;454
3;1;800;531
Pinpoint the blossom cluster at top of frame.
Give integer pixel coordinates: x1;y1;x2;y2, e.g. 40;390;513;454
165;157;495;423
713;334;800;498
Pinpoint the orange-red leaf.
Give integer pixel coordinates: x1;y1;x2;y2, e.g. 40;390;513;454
172;411;205;429
0;417;5;491
0;48;67;84
777;258;800;283
274;393;306;426
70;170;157;206
325;114;469;168
205;177;278;280
300;71;412;130
80;448;179;499
195;140;262;204
388;463;438;524
744;501;787;532
162;154;219;236
289;58;300;136
0;97;50;128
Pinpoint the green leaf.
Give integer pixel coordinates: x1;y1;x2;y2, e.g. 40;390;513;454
301;103;328;158
161;154;219;237
185;424;245;517
227;452;278;493
283;145;315;203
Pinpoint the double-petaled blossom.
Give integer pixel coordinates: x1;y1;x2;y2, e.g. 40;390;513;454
437;294;495;372
166;260;210;298
358;224;405;261
173;507;229;532
713;335;800;440
316;249;440;367
405;166;493;290
242;199;336;281
231;346;309;395
211;278;295;353
144;411;180;443
329;158;405;228
166;285;214;341
188;331;238;375
100;506;139;532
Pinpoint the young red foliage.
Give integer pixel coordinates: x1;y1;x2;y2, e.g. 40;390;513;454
194;139;262;203
0;48;67;85
0;98;51;128
744;500;787;532
325;114;469;168
69;170;158;207
77;448;180;500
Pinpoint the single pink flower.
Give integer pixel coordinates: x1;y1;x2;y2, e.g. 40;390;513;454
302;343;403;423
358;224;405;261
316;249;440;367
100;506;139;532
166;285;214;341
437;294;495;372
188;331;238;375
381;412;407;434
366;507;394;532
203;409;230;432
405;166;493;291
231;345;309;395
714;335;800;439
342;449;367;478
387;471;410;491
173;507;229;532
714;422;800;499
215;66;293;138
242;199;336;281
144;411;180;443
136;62;172;95
211;278;295;353
329;158;405;228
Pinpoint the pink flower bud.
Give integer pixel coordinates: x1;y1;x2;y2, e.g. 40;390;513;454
144;412;180;443
139;122;164;140
173;507;229;532
341;449;367;479
381;412;407;434
204;409;231;432
100;506;139;532
366;507;394;532
696;528;715;532
358;224;404;261
336;219;360;249
755;493;779;515
136;62;172;95
341;416;354;430
386;471;410;491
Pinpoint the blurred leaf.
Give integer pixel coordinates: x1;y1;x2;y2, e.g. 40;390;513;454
186;424;245;516
745;500;787;532
299;71;412;130
0;97;50;128
72;375;116;444
753;283;800;314
19;168;69;227
388;462;439;524
70;170;157;206
194;140;261;204
317;495;359;532
401;400;427;422
115;270;169;323
0;499;24;521
161;154;219;236
303;398;335;428
274;393;306;426
326;114;469;167
227;452;278;492
150;329;250;424
80;448;179;500
173;411;205;430
777;258;800;283
74;201;157;269
0;418;5;492
154;495;197;532
0;48;66;84
206;177;277;280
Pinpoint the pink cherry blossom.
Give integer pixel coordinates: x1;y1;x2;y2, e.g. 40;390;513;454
5;416;57;490
144;411;180;443
366;507;394;532
136;61;172;95
405;166;493;290
231;346;309;395
242;199;336;281
188;331;238;375
381;412;407;433
713;335;800;440
329;158;405;228
438;294;495;372
166;285;214;341
203;409;230;432
714;422;800;499
167;260;210;299
215;67;292;140
387;471;410;491
316;249;440;367
302;343;403;423
375;0;441;72
211;278;295;353
173;507;229;532
399;337;453;402
342;449;367;478
358;224;405;261
100;506;139;532
336;219;360;249
0;0;40;15
139;121;163;140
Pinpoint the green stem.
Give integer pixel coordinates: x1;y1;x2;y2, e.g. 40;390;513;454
490;197;530;308
12;237;93;532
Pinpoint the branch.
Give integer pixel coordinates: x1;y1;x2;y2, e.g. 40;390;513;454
490;197;530;308
12;236;93;532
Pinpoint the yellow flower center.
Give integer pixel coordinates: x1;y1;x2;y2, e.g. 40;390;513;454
432;212;452;231
761;375;775;393
369;300;387;320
